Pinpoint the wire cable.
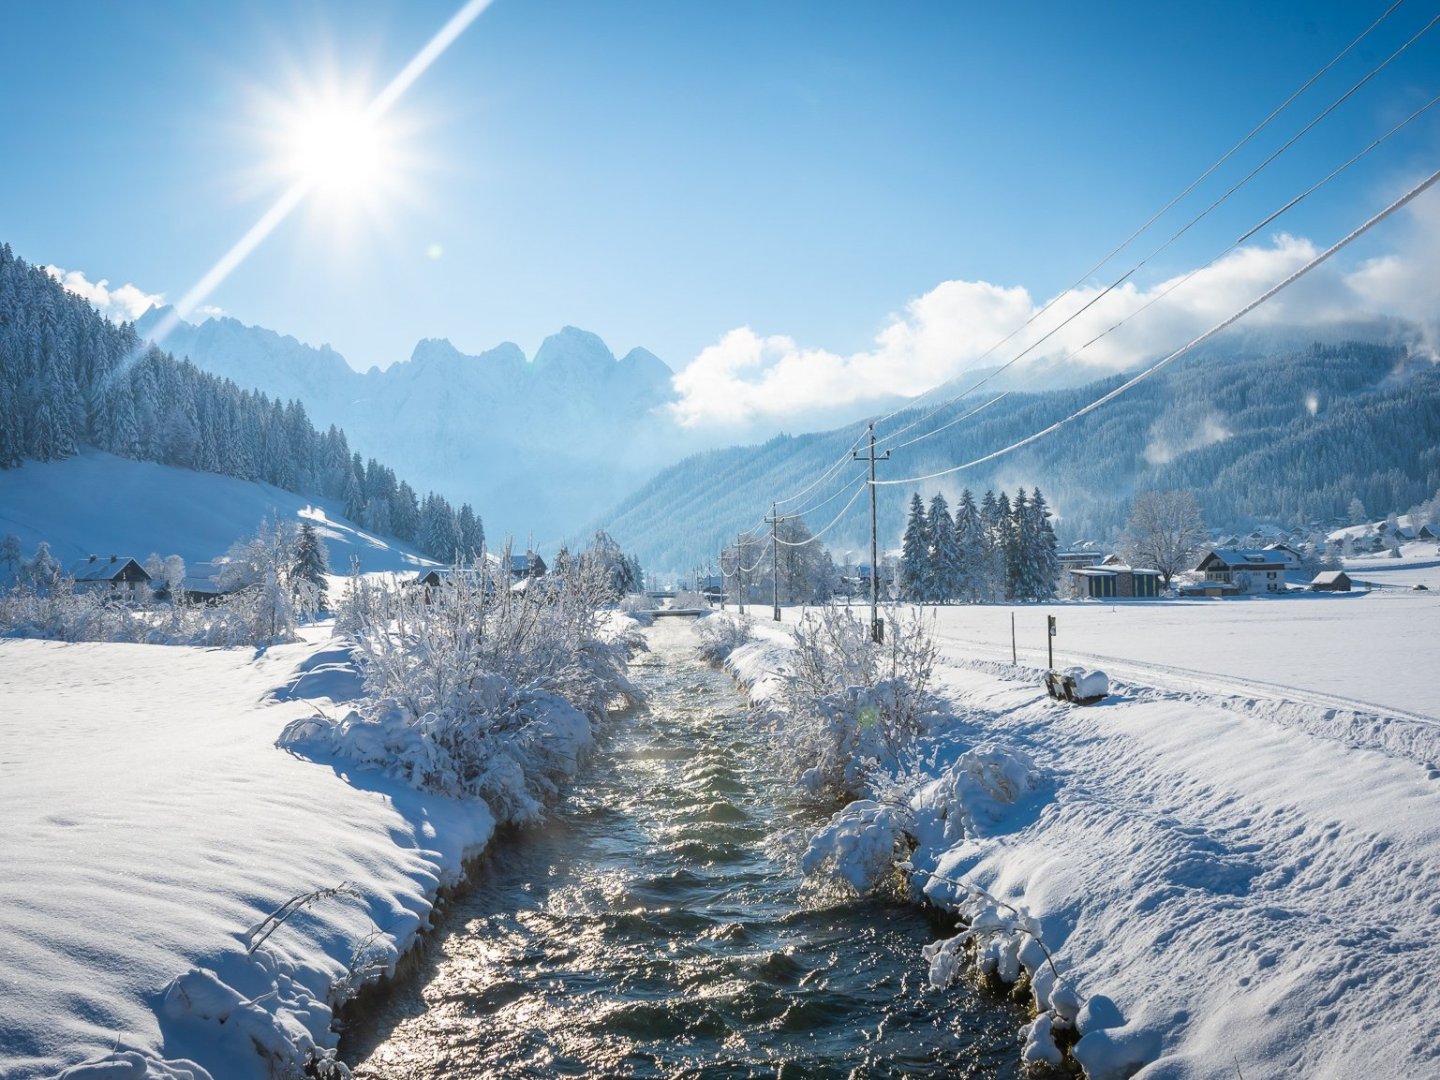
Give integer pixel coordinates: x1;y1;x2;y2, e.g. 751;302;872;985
872;166;1440;487
877;85;1440;457
865;0;1413;442
774;477;870;547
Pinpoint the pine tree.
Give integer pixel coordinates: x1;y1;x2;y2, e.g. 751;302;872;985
1027;488;1060;600
293;521;330;614
899;492;929;601
926;492;960;603
457;503;484;560
953;489;980;602
977;490;1007;602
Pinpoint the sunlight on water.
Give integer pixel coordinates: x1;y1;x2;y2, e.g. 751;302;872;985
343;619;1023;1078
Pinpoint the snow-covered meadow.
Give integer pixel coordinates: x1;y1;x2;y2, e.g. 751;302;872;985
725;559;1440;1078
0;448;432;575
0;629;495;1078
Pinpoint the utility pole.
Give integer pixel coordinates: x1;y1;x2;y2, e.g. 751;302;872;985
766;501;785;621
853;421;891;643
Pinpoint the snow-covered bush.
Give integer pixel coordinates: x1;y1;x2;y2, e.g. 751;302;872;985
772;605;939;801
695;611;753;665
799;798;911;893
911;743;1042;846
282;550;641;824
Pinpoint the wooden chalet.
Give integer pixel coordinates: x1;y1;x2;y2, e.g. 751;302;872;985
1309;570;1353;592
68;555;150;599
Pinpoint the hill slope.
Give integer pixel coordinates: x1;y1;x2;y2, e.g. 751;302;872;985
597;336;1440;572
0;448;430;572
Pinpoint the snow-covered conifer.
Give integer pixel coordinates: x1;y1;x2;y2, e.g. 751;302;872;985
927;492;960;603
899;493;929;601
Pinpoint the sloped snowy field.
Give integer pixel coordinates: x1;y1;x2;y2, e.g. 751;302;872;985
757;553;1440;1077
0;448;431;573
0;629;495;1079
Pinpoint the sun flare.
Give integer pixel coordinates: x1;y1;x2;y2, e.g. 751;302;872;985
282;100;393;200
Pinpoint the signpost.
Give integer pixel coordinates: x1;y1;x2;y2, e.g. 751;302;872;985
1047;615;1056;670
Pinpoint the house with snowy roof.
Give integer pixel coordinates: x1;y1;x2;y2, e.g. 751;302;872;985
68;555;150;600
1309;570;1353;592
1194;549;1289;594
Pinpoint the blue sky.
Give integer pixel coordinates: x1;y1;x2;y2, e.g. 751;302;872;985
2;1;1437;432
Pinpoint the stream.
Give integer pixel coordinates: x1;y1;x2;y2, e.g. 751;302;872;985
343;618;1025;1078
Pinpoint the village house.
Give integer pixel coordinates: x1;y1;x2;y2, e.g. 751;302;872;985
1193;548;1290;594
68;555;150;600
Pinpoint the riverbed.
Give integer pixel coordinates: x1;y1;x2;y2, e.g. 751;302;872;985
343;618;1024;1077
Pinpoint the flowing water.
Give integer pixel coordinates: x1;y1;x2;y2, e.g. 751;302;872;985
343;619;1025;1078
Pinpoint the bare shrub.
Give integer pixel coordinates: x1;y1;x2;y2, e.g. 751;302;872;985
695;611;754;665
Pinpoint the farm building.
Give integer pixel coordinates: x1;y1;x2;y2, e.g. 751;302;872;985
179;561;237;605
1194;549;1290;594
1069;565;1163;599
68;555;150;600
1309;570;1353;592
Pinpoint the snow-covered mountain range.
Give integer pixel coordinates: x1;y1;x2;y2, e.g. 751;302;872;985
137;309;687;546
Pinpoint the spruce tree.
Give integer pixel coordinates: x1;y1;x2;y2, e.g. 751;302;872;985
293;521;331;613
953;489;980;602
927;492;960;603
1028;488;1060;600
899;492;929;601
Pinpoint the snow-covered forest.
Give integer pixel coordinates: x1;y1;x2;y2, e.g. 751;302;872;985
0;244;479;561
898;488;1060;603
601;331;1440;571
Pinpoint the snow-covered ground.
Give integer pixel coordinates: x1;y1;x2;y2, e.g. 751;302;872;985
0;628;494;1079
0;448;432;573
748;547;1440;1077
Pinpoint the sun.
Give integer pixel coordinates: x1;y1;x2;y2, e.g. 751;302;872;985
281;99;394;201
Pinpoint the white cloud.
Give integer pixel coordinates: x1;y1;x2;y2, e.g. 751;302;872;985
42;265;165;323
669;192;1440;431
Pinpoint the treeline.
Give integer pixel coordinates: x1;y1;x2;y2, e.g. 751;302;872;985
900;487;1059;603
0;243;477;561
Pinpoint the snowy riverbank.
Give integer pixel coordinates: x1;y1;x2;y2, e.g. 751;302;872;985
0;628;497;1078
720;581;1440;1079
0;595;643;1079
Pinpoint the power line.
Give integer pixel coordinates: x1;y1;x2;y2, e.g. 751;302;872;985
873;166;1440;487
773;427;869;507
879;88;1440;457
866;0;1415;446
775;477;869;547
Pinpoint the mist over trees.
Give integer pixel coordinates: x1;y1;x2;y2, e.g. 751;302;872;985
599;335;1440;572
0;243;477;562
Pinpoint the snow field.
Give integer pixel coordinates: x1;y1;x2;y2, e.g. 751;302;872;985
722;598;1440;1078
0;630;495;1079
0;448;433;575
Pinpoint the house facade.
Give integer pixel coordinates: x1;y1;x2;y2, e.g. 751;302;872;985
68;555;150;599
1069;565;1163;599
1193;549;1290;594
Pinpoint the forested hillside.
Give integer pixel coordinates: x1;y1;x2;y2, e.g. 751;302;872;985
0;243;480;560
600;336;1440;571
